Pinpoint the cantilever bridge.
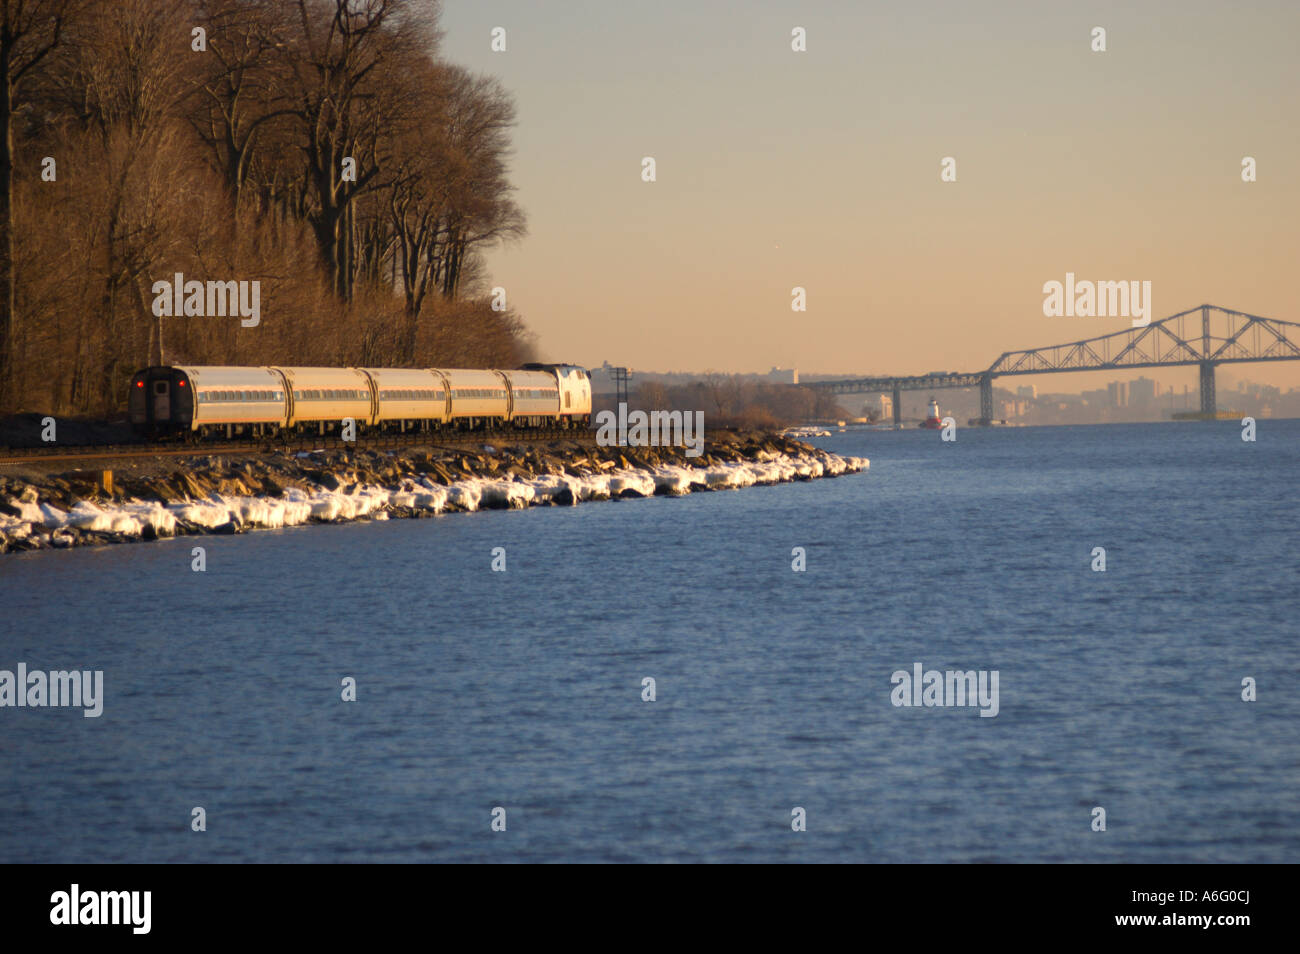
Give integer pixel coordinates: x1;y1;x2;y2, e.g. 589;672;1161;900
807;305;1300;424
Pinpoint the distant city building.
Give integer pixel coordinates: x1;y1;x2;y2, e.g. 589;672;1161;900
1130;376;1157;406
868;394;892;419
766;366;798;384
1107;381;1128;407
1016;384;1037;399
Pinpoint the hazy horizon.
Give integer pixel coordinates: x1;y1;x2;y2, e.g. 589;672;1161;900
441;0;1300;395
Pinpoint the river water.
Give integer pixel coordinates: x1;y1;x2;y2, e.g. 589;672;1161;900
1;421;1297;862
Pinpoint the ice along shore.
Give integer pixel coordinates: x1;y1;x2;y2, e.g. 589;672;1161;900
0;431;867;554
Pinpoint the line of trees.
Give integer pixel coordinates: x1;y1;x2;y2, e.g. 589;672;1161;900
597;376;847;429
0;0;531;416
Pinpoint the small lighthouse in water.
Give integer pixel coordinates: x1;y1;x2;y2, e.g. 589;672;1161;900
921;397;943;429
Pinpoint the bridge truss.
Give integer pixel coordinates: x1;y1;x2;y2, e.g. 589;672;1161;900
809;305;1300;423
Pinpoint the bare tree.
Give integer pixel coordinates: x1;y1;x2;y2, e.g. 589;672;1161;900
0;0;84;405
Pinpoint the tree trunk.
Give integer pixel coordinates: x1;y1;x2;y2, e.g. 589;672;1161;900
0;59;16;407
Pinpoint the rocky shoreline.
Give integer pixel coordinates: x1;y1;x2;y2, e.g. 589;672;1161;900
0;431;867;554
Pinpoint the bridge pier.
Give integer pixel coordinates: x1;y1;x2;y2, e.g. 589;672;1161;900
892;385;902;426
1199;362;1216;415
979;374;993;425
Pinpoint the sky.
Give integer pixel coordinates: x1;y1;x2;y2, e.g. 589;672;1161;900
438;1;1300;393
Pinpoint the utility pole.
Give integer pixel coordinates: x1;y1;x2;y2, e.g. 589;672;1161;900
611;366;631;407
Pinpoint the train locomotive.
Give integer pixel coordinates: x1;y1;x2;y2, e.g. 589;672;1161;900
129;363;592;439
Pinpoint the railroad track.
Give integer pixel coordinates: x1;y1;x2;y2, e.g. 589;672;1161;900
0;428;590;466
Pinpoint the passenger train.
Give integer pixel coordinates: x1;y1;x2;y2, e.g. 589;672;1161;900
129;364;592;439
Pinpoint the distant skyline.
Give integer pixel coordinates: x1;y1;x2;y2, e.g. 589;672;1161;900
441;1;1300;394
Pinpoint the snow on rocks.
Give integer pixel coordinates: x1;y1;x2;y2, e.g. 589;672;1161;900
0;436;868;554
